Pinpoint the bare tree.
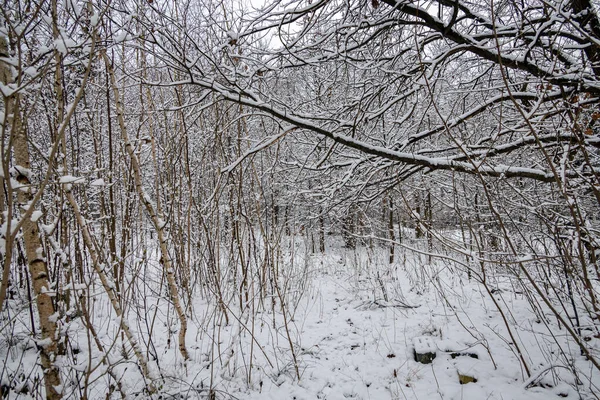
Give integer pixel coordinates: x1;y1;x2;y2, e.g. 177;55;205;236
134;0;600;375
1;0;599;397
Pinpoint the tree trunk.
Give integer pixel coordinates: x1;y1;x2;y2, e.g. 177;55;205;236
388;196;395;264
103;53;189;361
14;106;63;400
1;33;62;399
319;211;326;253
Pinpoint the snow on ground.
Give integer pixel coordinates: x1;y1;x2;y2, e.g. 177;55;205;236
1;239;599;399
231;269;589;399
155;246;599;399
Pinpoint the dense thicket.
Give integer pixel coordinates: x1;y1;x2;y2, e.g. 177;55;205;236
0;0;599;398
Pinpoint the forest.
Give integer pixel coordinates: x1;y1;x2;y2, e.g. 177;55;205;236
1;0;599;398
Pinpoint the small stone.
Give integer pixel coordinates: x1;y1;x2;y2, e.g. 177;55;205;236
450;352;478;359
413;336;436;364
458;373;477;384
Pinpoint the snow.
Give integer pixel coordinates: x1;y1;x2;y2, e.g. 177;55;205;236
62;283;87;291
35;246;44;260
227;30;239;41
90;13;99;27
10;166;33;181
65;0;81;17
41;221;58;235
23;66;37;77
30;210;43;222
0;82;16;97
1;235;598;399
54;38;78;55
193;76;563;182
36;338;53;349
48;312;60;323
114;31;129;43
58;175;85;184
413;335;436;354
1;218;20;237
90;178;105;187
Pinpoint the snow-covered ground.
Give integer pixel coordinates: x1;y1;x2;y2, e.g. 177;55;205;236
1;239;599;399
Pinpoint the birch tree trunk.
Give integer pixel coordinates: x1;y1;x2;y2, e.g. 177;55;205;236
65;188;157;392
13;95;63;400
103;52;189;361
0;34;13;310
1;34;62;400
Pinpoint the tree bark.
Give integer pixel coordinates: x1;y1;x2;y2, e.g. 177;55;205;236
14;105;63;400
103;52;190;361
1;33;62;400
